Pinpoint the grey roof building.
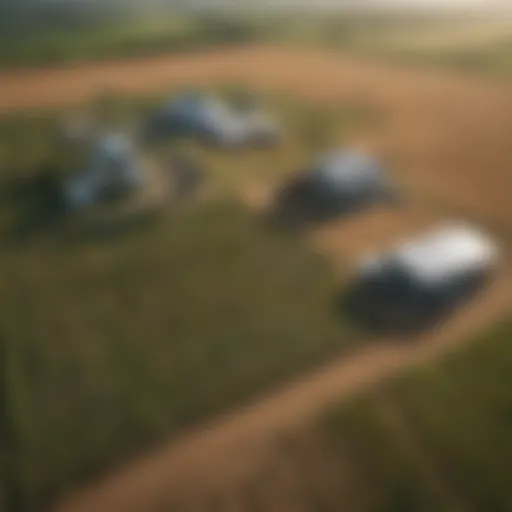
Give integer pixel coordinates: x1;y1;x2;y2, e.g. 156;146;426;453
309;149;392;200
145;92;281;147
275;148;398;226
64;134;146;208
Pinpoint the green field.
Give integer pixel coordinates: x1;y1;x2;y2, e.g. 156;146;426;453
0;91;373;510
157;322;512;512
0;14;280;70
1;11;511;81
323;322;512;512
1;200;351;509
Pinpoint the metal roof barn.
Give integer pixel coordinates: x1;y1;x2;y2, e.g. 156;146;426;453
357;222;500;289
273;148;397;228
301;148;397;217
311;150;389;194
165;94;237;130
149;92;281;147
351;222;500;331
65;134;146;208
392;223;500;288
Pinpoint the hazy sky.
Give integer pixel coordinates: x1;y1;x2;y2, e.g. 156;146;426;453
368;0;511;11
371;0;509;5
398;0;510;5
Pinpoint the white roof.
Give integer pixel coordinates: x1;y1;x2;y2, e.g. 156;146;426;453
314;150;385;189
393;223;499;286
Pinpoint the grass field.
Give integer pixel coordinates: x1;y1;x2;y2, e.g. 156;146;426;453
0;14;279;70
0;91;372;510
1;29;511;510
158;321;512;512
1;199;348;508
326;321;512;512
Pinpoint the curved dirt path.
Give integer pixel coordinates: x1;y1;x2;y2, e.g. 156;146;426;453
56;272;511;512
3;46;510;511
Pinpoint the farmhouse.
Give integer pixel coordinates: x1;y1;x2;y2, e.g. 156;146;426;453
353;222;500;329
64;133;146;208
146;91;281;147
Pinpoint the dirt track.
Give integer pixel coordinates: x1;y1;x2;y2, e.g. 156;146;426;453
56;272;511;512
3;46;510;511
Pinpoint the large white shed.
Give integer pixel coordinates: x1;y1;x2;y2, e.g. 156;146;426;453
353;222;500;329
392;223;499;288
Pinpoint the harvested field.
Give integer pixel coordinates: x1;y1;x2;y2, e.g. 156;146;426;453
370;18;512;52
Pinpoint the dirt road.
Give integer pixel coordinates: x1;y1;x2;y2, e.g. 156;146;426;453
0;45;509;112
56;271;511;512
2;46;510;511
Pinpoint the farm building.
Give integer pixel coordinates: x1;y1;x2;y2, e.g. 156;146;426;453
276;149;397;225
309;150;395;205
145;92;281;147
64;133;147;208
351;222;500;330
